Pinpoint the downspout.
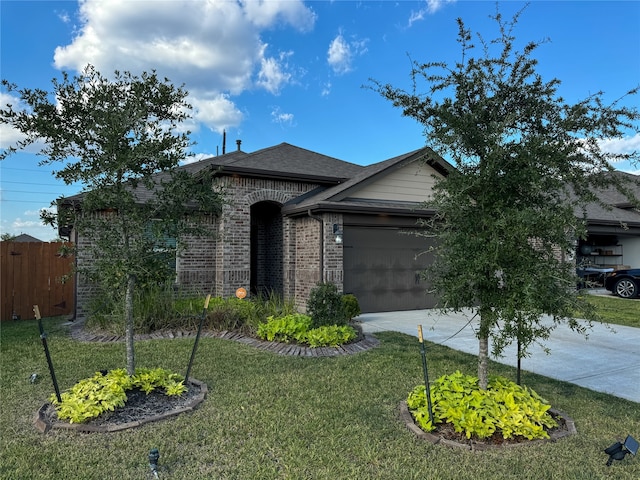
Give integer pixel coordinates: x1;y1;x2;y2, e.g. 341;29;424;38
70;227;78;321
307;209;324;283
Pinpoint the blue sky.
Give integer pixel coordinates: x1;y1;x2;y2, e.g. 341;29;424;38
1;0;639;241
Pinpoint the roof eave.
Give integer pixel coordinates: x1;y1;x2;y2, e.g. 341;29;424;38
284;201;437;218
213;165;347;185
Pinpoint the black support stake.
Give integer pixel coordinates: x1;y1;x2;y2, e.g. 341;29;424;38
34;305;61;403
185;294;211;382
418;325;435;426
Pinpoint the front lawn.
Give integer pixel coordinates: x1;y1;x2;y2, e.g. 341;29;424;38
587;293;640;328
1;317;639;479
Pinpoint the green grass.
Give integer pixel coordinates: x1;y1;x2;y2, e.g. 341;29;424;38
1;317;639;479
587;293;640;328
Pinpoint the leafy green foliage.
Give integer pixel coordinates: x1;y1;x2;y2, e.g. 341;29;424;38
256;314;312;343
51;368;186;424
307;283;347;327
407;371;557;440
304;325;357;347
256;314;356;347
341;294;361;321
87;293;297;335
371;5;639;387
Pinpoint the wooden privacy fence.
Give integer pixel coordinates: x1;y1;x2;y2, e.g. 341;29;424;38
1;242;75;321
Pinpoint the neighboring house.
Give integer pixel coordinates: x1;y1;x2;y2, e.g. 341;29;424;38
576;172;640;271
62;142;640;318
6;234;43;243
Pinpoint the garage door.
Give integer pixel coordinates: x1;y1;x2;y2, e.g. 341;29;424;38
343;226;436;313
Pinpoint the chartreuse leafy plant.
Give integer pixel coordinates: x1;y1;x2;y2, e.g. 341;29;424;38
256;313;356;347
407;371;557;440
304;325;356;347
51;368;187;424
257;314;312;343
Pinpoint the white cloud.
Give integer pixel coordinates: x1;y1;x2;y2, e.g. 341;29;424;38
321;81;332;97
256;50;294;94
327;33;368;75
0;93;50;154
408;0;457;27
328;35;351;75
191;94;243;134
52;0;315;132
240;0;316;31
0;92;27;149
271;107;295;126
598;134;640;156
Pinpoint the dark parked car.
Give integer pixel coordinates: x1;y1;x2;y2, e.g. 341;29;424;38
605;269;640;298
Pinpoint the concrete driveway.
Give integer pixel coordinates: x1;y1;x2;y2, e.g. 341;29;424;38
357;307;640;403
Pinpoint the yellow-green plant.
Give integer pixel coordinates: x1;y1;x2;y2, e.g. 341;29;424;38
256;314;312;343
305;325;356;347
51;368;187;424
256;314;357;347
407;371;557;440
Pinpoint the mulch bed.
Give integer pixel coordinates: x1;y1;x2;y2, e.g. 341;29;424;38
35;379;207;434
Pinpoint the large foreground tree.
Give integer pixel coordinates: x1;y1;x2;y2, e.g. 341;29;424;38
372;6;639;388
1;66;222;374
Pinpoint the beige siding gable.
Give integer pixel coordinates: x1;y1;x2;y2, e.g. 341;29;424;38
349;162;442;202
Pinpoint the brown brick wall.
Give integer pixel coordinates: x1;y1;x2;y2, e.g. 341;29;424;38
73;175;345;318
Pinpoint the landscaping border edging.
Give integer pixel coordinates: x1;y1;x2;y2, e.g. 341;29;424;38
399;401;577;451
34;378;207;434
68;321;380;357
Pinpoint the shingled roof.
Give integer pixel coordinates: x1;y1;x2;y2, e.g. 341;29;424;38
57;142;639;229
282;146;453;216
203;142;363;183
579;171;640;228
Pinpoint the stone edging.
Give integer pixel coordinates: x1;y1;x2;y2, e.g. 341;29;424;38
68;321;380;357
34;379;207;434
399;401;577;451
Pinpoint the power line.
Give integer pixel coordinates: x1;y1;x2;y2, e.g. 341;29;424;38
1;189;68;195
0;199;57;205
1;180;82;187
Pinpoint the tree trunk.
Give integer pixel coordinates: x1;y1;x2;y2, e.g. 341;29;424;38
125;273;136;375
478;334;489;390
477;306;491;390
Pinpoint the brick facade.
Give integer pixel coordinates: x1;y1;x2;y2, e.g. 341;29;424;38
73;175;346;318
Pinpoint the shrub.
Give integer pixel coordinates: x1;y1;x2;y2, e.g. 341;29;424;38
407;371;557;440
341;294;361;320
51;368;187;424
307;282;347;328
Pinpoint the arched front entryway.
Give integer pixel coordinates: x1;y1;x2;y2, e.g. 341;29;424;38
250;201;283;296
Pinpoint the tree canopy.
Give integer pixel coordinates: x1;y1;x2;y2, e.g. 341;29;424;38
371;6;639;388
1;66;223;373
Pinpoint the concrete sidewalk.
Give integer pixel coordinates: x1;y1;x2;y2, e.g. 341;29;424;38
357;308;640;403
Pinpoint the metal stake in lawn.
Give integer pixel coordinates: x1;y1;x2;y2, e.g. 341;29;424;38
185;294;211;382
417;325;434;426
34;305;61;403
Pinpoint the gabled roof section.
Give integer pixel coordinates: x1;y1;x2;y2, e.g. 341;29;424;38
282;146;452;216
201;143;363;183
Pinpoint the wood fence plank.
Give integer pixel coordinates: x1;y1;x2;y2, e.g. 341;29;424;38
0;242;75;321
